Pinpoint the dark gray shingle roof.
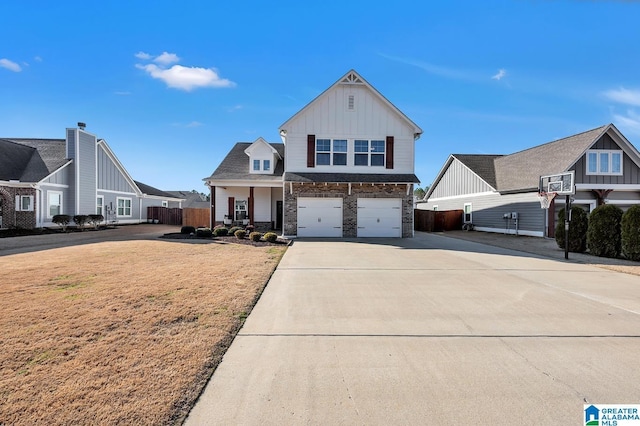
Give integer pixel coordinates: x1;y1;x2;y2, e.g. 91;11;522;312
284;172;420;184
134;180;180;199
0;138;68;182
166;190;210;209
206;142;285;181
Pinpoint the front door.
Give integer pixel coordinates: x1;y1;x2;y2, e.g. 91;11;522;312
276;201;283;230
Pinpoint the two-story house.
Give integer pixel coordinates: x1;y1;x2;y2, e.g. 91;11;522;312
204;70;423;237
0;124;182;229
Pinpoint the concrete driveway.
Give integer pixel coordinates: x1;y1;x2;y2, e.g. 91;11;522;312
185;233;640;425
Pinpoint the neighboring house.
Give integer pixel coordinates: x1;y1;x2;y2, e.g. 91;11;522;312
166;190;210;209
204;69;423;237
0;124;182;229
417;124;640;237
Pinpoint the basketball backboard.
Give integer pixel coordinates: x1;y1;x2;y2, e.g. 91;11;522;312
539;171;575;195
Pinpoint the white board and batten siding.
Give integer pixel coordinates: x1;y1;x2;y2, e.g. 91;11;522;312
429;158;495;199
97;145;137;194
77;131;97;215
297;197;343;237
357;198;402;237
284;84;416;174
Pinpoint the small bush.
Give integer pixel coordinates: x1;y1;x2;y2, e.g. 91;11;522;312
181;226;196;234
87;214;104;229
249;231;262;242
196;228;213;238
52;214;71;232
229;226;243;235
587;204;623;258
234;229;246;239
621;205;640;261
554;206;588;253
213;227;228;237
263;232;278;243
73;215;89;230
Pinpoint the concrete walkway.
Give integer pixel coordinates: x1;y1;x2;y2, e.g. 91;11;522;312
185;233;640;425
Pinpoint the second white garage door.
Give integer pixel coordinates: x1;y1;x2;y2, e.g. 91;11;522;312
297;197;343;237
357;198;402;237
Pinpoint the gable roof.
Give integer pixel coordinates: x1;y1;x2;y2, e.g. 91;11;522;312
452;154;502;189
494;125;608;192
244;137;283;159
134;181;181;199
205;142;285;181
0;138;68;182
166;190;210;209
278;69;423;138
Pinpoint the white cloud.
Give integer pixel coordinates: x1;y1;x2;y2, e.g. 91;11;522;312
154;52;180;65
136;63;235;91
135;51;152;60
604;87;640;107
492;69;507;80
186;121;203;128
227;105;243;112
613;109;640;136
34;56;42;62
0;58;22;72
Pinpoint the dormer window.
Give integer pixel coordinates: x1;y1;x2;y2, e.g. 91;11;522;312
253;159;260;171
263;159;270;171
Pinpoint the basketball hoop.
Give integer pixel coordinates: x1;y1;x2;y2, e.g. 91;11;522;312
537;191;557;209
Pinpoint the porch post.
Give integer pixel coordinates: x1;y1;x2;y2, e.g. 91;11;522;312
249;187;254;226
210;186;215;229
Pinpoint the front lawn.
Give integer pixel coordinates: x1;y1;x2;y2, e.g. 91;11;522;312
0;240;286;425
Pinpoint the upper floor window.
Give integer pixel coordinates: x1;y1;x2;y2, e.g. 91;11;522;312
253;159;260;171
263;159;270;171
354;139;385;166
587;150;623;175
316;139;347;166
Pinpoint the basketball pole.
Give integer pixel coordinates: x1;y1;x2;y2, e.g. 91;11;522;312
565;194;571;260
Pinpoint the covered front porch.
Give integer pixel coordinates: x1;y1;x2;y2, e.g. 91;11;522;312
209;183;283;233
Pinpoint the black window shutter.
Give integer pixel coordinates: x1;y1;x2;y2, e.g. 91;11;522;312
386;136;394;169
307;135;315;168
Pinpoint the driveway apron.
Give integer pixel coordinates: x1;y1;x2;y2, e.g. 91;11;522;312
185;233;640;425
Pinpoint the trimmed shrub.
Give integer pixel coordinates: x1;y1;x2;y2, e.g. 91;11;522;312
181;226;196;235
229;226;243;235
587;204;623;258
73;215;89;230
196;228;213;238
554;206;588;253
249;231;262;242
234;229;246;239
621;204;640;261
213;227;228;237
52;214;71;232
263;232;278;243
87;214;104;229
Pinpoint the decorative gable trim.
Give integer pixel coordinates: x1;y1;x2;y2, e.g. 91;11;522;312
340;71;364;85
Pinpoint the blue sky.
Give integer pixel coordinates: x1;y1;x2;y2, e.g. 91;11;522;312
2;1;640;191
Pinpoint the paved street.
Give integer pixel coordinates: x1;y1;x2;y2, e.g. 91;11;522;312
186;233;640;425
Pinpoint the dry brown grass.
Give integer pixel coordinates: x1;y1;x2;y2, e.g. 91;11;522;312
0;240;286;425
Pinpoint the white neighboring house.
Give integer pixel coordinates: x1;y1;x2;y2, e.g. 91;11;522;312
204;69;423;237
0;124;183;229
417;124;640;237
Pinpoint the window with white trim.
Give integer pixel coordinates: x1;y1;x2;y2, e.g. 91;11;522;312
263;159;270;171
316;139;347;166
433;205;438;211
15;195;34;212
235;200;247;220
48;191;63;218
464;203;472;223
354;139;385;166
96;196;104;215
253;159;260;171
162;200;168;207
586;150;623;175
117;197;132;217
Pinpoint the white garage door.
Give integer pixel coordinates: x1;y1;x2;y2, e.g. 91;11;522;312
297;197;343;237
357;198;402;237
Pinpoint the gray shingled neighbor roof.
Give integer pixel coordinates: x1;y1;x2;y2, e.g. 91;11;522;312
166;191;210;209
284;172;420;184
494;125;607;192
452;154;503;189
206;143;285;181
134;181;181;199
0;138;68;182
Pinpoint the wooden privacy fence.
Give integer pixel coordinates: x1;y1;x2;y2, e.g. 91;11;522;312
414;209;463;232
147;206;183;226
182;208;210;228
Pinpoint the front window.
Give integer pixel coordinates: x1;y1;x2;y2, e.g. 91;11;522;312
464;203;472;223
235;200;247;220
162;200;168;207
96;196;103;215
117;198;132;217
21;196;32;211
263;159;270;171
586;150;623;175
48;192;62;217
355;140;385;166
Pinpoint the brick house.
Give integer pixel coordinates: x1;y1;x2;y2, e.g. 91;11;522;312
204;69;423;237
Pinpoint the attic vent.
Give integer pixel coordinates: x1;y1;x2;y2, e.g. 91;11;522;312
341;72;364;84
348;95;355;110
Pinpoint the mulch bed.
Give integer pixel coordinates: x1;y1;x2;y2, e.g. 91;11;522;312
160;233;291;247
